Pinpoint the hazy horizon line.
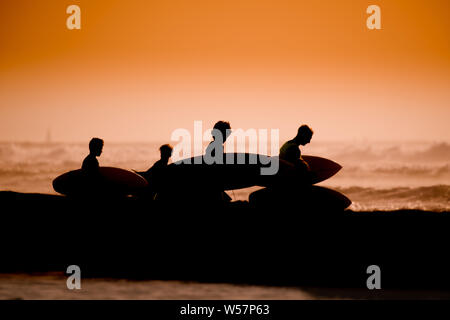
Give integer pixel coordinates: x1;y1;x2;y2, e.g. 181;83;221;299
0;139;448;145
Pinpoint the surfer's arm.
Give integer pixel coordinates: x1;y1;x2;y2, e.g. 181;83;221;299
300;157;310;171
293;158;315;184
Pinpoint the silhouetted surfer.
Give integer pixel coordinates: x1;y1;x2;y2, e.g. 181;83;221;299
80;137;104;195
205;121;232;159
279;125;313;180
204;121;232;203
142;144;173;179
250;125;314;207
82;138;104;175
139;144;173;200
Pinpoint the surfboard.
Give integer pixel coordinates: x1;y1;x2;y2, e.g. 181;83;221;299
309;186;352;210
161;153;342;191
302;155;342;184
53;167;148;196
249;186;352;210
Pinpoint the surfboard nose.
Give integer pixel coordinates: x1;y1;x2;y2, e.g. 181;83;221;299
302;155;342;184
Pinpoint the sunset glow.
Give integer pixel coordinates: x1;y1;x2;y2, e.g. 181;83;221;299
1;0;449;142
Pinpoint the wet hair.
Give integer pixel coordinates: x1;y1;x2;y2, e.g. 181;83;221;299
159;144;173;157
212;121;231;141
89;138;104;153
297;125;314;138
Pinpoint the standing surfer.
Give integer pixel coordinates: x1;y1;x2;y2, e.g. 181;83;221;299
205;121;232;203
81;137;104;194
82;137;104;174
205;120;232;159
136;144;173;200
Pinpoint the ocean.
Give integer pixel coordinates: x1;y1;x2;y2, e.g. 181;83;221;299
0;140;448;212
2;273;450;300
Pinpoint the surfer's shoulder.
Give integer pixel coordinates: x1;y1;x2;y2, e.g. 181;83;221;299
280;140;291;148
82;154;99;170
280;140;298;151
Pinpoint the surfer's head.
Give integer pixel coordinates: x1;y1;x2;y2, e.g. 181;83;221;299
89;138;104;156
295;125;313;146
212;121;231;143
159;144;173;162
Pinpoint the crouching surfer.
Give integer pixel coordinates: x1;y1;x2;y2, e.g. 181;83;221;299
279;124;314;182
250;125;314;207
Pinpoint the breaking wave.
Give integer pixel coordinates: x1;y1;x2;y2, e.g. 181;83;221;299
327;142;450;163
335;185;450;212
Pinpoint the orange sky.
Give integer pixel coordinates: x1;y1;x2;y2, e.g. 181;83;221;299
0;0;449;142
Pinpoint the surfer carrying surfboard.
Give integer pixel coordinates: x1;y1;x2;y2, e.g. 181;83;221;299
279;125;314;182
248;125;315;207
